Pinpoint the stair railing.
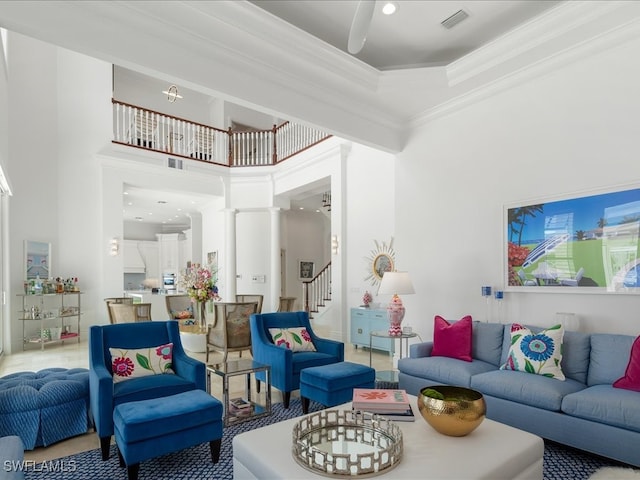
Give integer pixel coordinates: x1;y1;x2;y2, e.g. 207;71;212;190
302;262;331;314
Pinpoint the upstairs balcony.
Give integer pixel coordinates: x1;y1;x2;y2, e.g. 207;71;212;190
112;99;332;167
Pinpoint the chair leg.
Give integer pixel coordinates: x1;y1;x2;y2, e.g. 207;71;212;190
301;397;310;414
205;346;209;363
210;438;222;463
127;464;140;480
100;436;111;460
256;379;261;393
283;391;291;409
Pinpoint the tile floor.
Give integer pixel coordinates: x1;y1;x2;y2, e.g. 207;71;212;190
0;331;395;462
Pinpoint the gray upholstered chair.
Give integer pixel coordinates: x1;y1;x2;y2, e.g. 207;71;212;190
277;297;296;312
236;294;264;314
206;302;258;363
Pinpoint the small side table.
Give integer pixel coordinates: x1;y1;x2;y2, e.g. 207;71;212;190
206;358;272;427
369;330;418;386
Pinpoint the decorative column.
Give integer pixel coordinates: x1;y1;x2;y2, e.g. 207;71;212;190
224;208;237;300
269;208;282;312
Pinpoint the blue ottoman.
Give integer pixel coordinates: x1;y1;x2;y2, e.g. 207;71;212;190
113;389;223;480
300;361;375;414
0;368;90;449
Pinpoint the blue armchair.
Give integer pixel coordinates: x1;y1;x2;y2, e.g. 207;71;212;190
89;321;205;460
250;311;344;408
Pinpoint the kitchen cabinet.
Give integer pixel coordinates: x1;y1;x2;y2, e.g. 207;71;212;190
138;241;159;280
350;308;394;355
157;233;184;274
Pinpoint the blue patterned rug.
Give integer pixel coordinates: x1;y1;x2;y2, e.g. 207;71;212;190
23;399;635;480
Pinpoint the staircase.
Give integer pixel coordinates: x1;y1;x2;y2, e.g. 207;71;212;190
302;262;331;317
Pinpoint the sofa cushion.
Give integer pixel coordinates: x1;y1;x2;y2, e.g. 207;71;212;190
562;384;640;433
471;370;585;412
110;343;174;383
613;336;640;392
472;322;504;366
397;356;496;388
500;324;565;380
587;334;635;386
431;315;472;362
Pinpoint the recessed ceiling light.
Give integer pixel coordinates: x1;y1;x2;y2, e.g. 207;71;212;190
382;2;398;15
123;191;129;195
127;202;133;206
299;207;304;210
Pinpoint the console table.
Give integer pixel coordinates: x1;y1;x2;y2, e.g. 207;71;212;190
350;308;395;355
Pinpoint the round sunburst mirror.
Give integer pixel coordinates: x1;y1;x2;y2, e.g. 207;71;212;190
365;239;396;286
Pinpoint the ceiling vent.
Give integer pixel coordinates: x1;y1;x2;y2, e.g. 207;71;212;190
441;9;469;29
168;157;184;169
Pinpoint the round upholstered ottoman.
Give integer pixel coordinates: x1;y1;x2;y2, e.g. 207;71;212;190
0;367;90;449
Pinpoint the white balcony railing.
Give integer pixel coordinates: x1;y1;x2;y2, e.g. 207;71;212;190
112;99;331;167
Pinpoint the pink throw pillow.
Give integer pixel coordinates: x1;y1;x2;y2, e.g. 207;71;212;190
613;336;640;392
431;315;473;362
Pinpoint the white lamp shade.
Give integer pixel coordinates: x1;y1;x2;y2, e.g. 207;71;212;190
378;271;415;295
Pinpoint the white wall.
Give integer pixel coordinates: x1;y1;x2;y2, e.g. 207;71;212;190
5;33;113;351
397;33;640;341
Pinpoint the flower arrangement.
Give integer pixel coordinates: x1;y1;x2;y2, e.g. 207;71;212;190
179;264;220;303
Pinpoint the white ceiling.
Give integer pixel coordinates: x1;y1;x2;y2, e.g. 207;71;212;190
249;1;561;70
1;1;632;226
122;185;213;228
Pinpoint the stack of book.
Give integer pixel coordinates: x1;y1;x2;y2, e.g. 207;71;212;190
351;388;415;422
229;397;252;416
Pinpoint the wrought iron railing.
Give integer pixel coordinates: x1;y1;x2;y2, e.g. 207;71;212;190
303;262;332;314
112;99;331;167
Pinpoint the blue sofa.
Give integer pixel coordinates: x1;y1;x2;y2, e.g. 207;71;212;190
398;321;640;467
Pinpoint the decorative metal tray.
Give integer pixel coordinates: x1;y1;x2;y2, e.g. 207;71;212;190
292;409;403;477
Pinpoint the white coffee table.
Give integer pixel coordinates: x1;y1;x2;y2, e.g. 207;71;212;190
233;395;543;479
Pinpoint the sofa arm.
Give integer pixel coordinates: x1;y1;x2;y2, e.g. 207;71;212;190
89;364;114;438
172;351;206;391
314;338;345;362
409;341;434;358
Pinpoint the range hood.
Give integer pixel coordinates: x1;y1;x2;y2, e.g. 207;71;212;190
123;241;146;274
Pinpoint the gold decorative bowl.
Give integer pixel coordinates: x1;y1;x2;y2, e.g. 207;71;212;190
417;385;486;437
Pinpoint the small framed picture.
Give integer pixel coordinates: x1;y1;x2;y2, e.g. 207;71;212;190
299;260;315;280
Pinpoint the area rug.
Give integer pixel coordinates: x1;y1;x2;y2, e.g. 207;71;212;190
23;400;637;480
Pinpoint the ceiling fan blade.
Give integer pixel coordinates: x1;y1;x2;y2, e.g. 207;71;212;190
347;0;376;55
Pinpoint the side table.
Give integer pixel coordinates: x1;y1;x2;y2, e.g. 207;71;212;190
369;330;418;386
206;358;272;427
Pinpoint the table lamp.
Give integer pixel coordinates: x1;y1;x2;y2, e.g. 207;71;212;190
378;271;415;336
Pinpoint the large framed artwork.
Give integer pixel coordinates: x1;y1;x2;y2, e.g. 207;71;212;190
505;186;640;294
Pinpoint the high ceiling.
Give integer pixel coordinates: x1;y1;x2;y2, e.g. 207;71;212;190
250;1;560;71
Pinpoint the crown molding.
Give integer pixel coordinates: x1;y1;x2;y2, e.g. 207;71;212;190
412;1;640;128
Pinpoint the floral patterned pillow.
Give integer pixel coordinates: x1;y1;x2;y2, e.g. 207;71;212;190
500;324;565;380
110;343;174;383
268;327;316;352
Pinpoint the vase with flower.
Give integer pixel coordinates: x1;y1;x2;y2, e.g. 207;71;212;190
179;264;220;328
